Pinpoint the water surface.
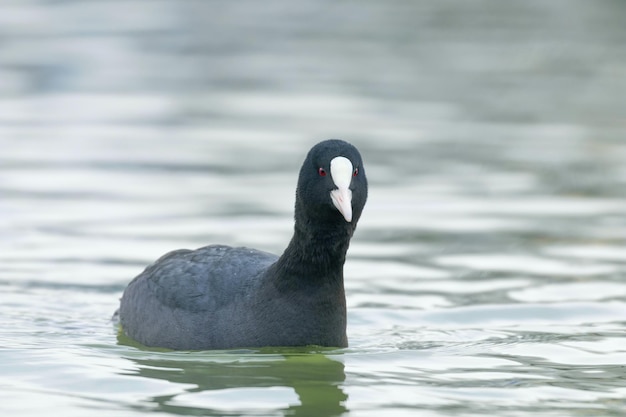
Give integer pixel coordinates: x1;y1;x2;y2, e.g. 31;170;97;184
1;1;626;416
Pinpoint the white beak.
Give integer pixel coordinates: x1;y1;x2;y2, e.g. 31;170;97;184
329;156;353;222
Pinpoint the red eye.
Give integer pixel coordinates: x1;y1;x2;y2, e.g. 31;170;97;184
318;167;327;177
353;167;359;177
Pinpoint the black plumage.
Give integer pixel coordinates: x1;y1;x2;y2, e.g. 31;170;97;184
117;139;367;350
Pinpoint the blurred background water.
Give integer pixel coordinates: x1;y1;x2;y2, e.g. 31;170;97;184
1;0;626;416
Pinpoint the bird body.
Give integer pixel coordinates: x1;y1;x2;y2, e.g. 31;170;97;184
117;139;367;350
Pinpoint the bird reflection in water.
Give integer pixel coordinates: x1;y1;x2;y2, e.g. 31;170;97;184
117;337;348;417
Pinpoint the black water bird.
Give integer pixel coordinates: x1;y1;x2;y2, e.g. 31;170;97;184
116;139;367;350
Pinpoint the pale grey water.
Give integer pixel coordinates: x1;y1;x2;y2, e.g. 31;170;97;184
1;1;626;416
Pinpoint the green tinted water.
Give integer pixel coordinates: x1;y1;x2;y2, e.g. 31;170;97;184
1;1;626;416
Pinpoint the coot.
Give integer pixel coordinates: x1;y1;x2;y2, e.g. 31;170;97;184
116;139;367;350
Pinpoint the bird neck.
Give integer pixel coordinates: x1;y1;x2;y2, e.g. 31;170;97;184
270;219;354;291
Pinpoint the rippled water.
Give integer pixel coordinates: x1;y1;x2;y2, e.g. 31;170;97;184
2;1;626;416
